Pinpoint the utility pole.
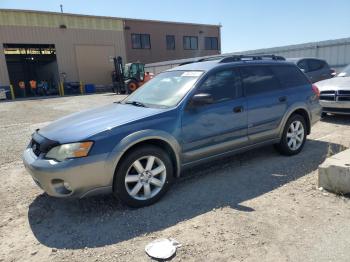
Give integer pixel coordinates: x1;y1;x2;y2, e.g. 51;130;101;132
60;4;63;13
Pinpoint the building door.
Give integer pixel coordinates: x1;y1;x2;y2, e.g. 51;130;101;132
75;45;115;86
4;44;59;97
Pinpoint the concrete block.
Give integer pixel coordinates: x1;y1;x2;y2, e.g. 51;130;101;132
318;149;350;194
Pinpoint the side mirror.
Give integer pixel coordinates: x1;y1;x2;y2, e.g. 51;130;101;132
191;93;214;106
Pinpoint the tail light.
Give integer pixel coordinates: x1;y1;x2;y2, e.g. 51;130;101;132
312;84;320;97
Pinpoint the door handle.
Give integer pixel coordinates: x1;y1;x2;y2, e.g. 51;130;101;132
233;106;243;113
279;96;287;102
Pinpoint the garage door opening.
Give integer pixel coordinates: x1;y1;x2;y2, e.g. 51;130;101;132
4;44;59;98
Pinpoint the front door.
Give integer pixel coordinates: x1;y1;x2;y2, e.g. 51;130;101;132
181;68;248;163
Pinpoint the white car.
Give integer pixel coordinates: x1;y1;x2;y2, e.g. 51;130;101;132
317;65;350;115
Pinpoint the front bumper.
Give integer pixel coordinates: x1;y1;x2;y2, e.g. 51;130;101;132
23;147;112;198
320;100;350;115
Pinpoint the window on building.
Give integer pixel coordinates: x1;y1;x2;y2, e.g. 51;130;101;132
240;66;281;96
196;69;242;103
131;34;151;49
183;36;198;50
166;35;175;50
205;37;219;50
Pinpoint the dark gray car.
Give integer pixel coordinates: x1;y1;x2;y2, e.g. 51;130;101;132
287;58;335;83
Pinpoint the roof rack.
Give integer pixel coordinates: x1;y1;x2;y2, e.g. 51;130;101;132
178;55;225;66
219;55;286;63
178;54;286;66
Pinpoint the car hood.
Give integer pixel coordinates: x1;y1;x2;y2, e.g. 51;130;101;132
38;103;167;143
316;77;350;91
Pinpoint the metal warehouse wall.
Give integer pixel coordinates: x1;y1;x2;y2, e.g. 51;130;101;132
145;37;350;74
235;37;350;69
0;10;126;86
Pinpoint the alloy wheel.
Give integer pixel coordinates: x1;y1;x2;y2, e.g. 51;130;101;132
124;156;166;200
286;120;305;151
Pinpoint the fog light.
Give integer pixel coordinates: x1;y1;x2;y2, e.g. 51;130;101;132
63;182;73;191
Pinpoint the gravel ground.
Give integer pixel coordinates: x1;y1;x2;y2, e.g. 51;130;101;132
1;93;350;262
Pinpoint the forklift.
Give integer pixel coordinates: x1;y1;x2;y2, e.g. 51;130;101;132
112;56;153;94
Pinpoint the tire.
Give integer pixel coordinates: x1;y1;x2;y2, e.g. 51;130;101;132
127;80;138;93
113;145;174;207
275;114;307;156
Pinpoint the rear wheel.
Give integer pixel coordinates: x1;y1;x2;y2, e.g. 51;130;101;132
275;114;307;156
113;145;174;207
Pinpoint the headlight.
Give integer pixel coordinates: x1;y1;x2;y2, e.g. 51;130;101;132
45;142;93;162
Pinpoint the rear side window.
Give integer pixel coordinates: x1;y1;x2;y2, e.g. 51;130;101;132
197;69;242;103
308;59;325;72
297;60;308;71
240;66;281;96
270;65;309;88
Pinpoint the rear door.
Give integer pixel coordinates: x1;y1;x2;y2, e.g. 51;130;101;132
240;65;287;143
181;68;248;163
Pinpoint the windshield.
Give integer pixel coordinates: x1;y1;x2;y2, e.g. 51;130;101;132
123;70;203;108
338;65;350;77
123;64;130;78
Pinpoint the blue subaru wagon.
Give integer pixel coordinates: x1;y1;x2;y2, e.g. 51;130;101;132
23;55;321;207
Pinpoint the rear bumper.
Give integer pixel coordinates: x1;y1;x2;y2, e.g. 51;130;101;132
310;102;322;127
22;147;112;198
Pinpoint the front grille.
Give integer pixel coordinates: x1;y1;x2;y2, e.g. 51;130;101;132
337;90;350;102
31;139;42;156
320;90;335;101
320;90;350;102
338;90;350;95
320;90;336;94
338;96;350;101
30;132;59;158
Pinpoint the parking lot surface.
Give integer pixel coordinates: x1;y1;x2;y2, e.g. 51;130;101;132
1;94;350;262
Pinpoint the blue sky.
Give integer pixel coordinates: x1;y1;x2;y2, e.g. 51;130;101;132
1;0;350;53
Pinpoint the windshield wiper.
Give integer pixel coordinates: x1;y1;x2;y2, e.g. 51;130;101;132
124;101;147;107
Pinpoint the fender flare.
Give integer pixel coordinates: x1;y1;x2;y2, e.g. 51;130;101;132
278;103;311;138
105;129;182;184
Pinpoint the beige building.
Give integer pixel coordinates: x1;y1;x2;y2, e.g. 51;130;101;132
123;19;221;63
0;9;220;97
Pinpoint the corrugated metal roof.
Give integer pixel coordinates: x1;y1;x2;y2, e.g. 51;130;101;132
0;9;220;29
0;10;123;31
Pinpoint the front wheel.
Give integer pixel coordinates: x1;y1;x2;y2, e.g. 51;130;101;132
113;145;174;207
127;80;138;93
275;114;307;156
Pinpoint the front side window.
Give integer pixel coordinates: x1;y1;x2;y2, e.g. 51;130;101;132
131;34;151;49
205;37;219;50
166;35;175;50
196;69;242;103
183;36;198;50
240;66;281;96
123;70;203;108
